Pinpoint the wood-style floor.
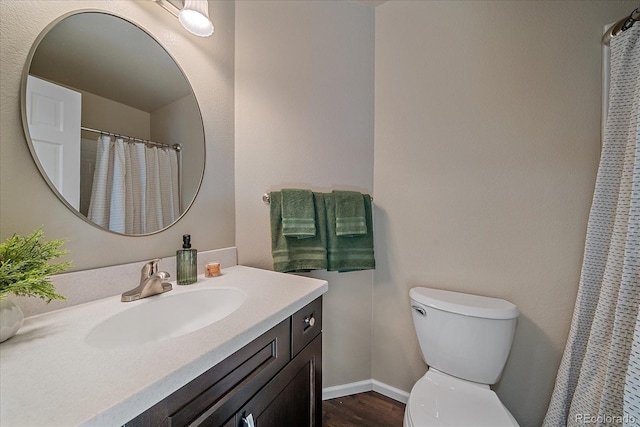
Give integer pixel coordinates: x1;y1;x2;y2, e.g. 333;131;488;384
322;392;406;427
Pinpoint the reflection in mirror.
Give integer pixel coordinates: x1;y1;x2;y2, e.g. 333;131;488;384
22;12;205;235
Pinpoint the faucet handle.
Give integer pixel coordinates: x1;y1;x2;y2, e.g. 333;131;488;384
141;258;162;280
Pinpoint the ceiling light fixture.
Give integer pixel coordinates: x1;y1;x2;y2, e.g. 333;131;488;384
154;0;214;37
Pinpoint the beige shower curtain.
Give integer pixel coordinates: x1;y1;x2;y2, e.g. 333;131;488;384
542;25;639;427
87;136;179;234
143;145;180;234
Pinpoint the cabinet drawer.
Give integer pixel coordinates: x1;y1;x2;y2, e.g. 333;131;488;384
126;319;290;427
291;297;322;358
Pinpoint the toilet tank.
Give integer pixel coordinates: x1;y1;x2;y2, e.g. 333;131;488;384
410;287;519;385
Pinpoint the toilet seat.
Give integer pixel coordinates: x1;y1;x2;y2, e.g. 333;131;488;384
404;369;519;427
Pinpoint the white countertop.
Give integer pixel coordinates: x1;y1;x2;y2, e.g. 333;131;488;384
0;265;328;426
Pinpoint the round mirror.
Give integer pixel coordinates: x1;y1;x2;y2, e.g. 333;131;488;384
21;11;205;236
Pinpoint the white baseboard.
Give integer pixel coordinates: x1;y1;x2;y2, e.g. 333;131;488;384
322;379;410;404
322;380;373;400
372;379;410;404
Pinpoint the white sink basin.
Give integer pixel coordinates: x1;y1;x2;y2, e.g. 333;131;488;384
85;288;245;348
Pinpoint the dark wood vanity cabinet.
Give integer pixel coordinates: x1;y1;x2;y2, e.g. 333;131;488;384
236;335;321;427
126;297;322;427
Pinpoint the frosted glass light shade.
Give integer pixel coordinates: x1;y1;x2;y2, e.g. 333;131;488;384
179;0;214;37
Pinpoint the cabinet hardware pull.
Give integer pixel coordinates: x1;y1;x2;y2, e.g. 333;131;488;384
241;413;255;427
303;315;315;328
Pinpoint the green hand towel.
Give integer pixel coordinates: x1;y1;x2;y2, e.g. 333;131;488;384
281;189;316;238
270;191;327;273
333;190;367;236
325;192;375;272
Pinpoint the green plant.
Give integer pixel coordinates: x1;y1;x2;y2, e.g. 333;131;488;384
0;228;70;302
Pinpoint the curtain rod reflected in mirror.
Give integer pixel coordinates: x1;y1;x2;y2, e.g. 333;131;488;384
80;126;182;151
21;11;205;236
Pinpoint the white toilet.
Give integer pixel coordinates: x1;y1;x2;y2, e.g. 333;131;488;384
404;287;520;427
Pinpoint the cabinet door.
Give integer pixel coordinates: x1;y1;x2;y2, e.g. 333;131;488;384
236;334;322;427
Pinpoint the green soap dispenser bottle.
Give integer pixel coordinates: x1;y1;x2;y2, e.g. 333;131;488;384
177;234;197;285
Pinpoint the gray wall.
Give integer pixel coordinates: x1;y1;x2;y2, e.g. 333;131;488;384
234;0;376;388
0;0;235;271
373;1;637;426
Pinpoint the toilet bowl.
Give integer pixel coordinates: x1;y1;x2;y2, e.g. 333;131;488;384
404;370;518;426
405;287;520;427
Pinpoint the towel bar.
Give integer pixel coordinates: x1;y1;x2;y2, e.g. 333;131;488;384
262;193;372;205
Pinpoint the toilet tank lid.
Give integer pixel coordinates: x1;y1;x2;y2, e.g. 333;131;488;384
410;287;519;320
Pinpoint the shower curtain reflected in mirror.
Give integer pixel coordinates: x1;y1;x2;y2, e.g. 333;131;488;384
87;135;179;234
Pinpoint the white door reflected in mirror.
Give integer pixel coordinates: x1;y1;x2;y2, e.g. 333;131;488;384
26;75;81;210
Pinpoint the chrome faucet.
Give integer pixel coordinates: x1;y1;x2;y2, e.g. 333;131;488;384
121;258;173;302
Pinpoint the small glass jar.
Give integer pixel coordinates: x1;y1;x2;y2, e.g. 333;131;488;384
205;261;221;277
